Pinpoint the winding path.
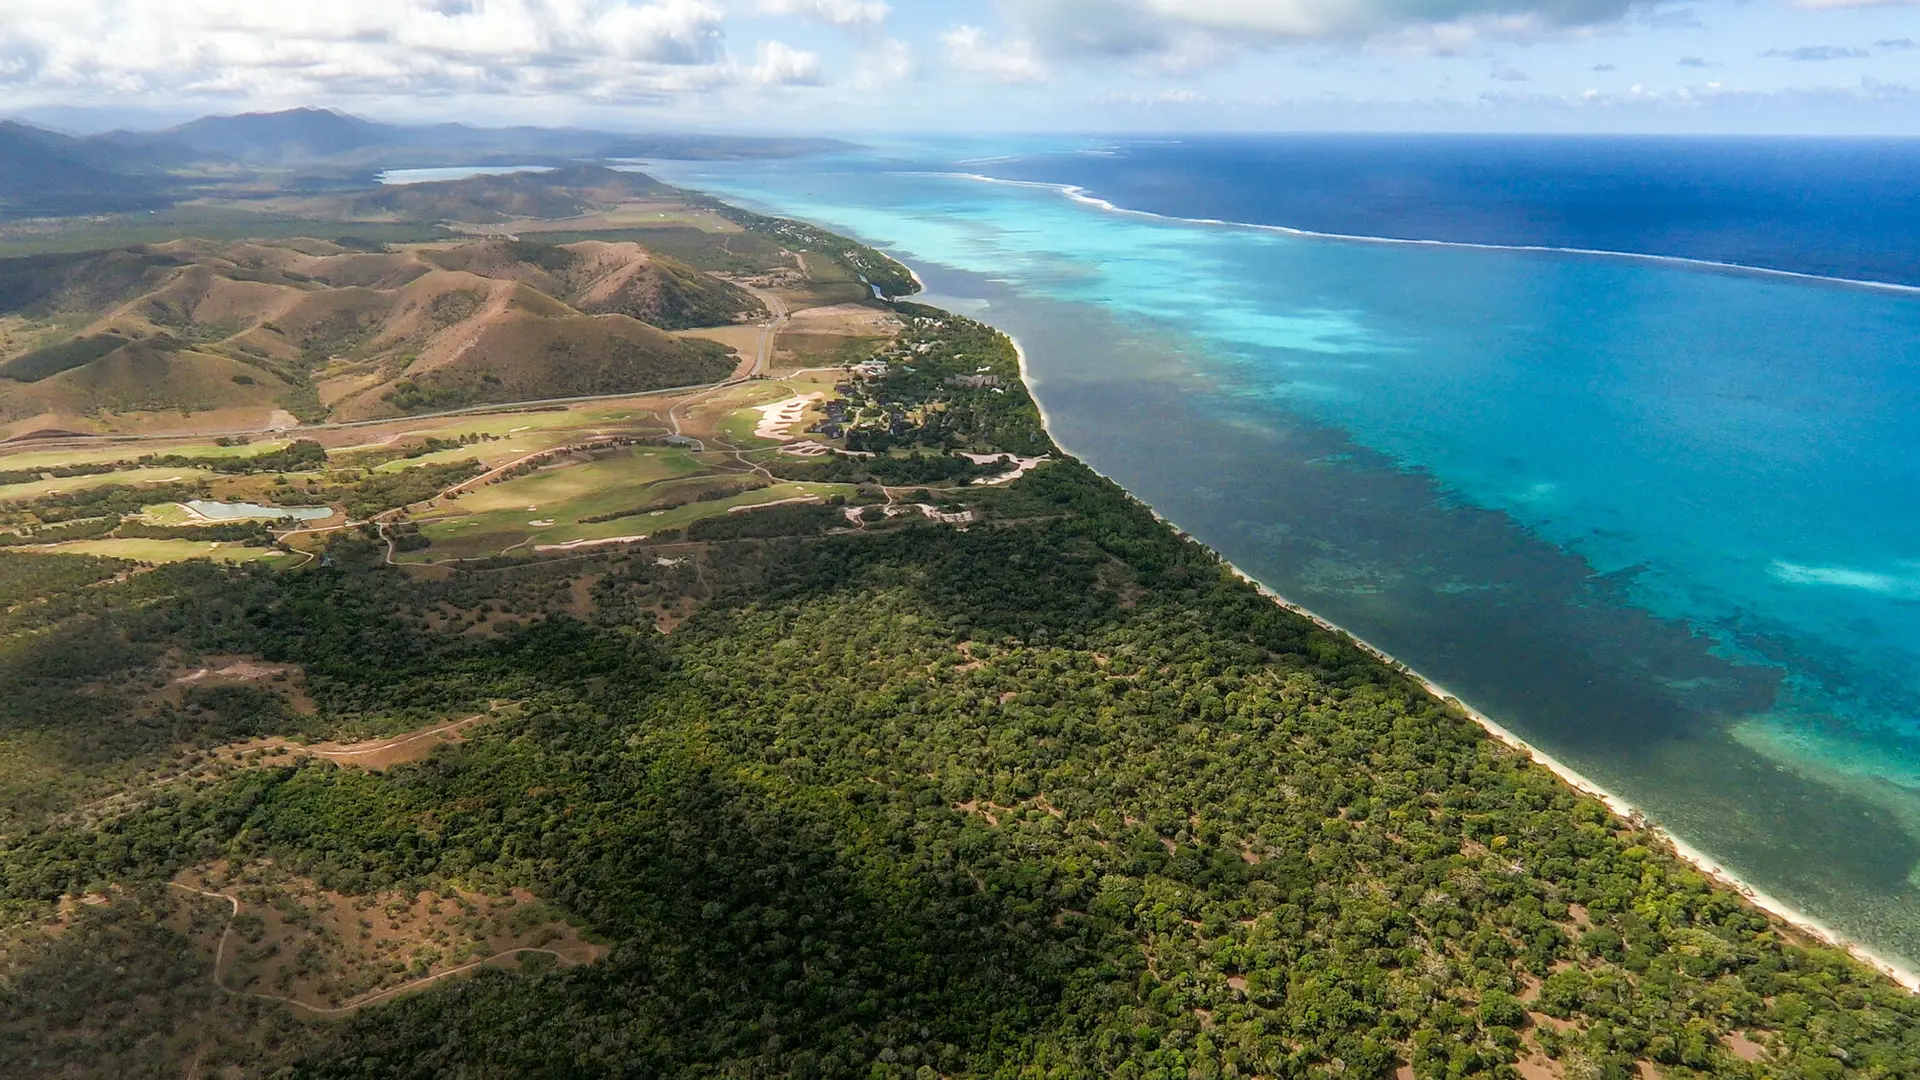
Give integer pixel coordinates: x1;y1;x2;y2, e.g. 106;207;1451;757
166;881;575;1017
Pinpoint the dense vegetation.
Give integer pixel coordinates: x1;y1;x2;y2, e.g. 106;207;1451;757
0;439;325;487
0;312;1915;1080
3;461;1917;1078
706;202;921;299
843;304;1052;455
270;459;483;520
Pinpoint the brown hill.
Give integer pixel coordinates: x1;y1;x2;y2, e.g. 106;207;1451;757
340;165;675;224
0;236;758;435
419;239;763;330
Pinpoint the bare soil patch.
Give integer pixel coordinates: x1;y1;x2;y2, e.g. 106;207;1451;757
216;711;500;772
163;654;316;714
1725;1031;1768;1063
1514;1055;1563;1080
173;861;605;1014
784;303;903;336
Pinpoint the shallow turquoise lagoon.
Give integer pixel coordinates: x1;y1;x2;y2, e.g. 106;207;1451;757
647;154;1920;969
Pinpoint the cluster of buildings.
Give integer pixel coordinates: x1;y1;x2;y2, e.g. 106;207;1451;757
807;396;850;440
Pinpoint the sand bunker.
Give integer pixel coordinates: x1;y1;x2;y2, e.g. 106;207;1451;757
727;495;821;514
753;394;823;441
534;535;647;552
961;452;1050;486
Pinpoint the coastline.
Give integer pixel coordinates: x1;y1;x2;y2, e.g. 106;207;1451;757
1003;328;1920;995
932;171;1920;298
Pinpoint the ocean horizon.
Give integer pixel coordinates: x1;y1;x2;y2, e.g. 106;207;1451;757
644;136;1920;972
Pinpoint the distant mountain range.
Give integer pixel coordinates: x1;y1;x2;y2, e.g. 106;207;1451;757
0;107;848;219
0;121;175;217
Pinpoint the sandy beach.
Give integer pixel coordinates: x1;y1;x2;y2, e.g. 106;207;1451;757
1227;561;1920;992
1004;325;1920;994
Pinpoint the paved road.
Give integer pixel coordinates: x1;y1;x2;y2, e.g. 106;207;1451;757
741;285;791;377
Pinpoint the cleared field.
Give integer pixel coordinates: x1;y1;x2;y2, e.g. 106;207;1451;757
673;324;759;364
0;439;291;472
506;206;740;234
772;332;884;373
137;502;199;525
0;467;213;502
368;431;579;474
433;446;706;518
408;480;851;561
338;403;671;447
35;538;288;564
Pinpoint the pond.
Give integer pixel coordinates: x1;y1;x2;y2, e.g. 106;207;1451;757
184;500;335;522
377;165;554;185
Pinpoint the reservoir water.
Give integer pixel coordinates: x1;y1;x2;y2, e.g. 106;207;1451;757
376;165;554;185
643;139;1920;970
184;500;333;522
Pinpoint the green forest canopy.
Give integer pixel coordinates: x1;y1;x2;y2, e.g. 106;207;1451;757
0;237;1914;1080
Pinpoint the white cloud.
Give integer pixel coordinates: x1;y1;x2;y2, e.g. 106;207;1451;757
0;0;734;103
1761;45;1871;60
1493;77;1916;111
1098;87;1213;106
942;25;1047;83
750;39;825;85
999;0;1666;67
852;38;916;89
756;0;889;27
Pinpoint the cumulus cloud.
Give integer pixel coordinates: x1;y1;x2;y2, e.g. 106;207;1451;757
1490;64;1531;82
750;39;824;84
756;0;888;28
852;38;916;89
942;25;1047;83
0;0;733;103
1677;55;1718;68
997;0;1662;68
1762;45;1871;60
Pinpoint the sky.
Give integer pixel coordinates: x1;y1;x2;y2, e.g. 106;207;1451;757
0;0;1916;135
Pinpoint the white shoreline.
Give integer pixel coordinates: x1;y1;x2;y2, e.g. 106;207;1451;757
1221;561;1920;994
921;171;1920;298
1005;320;1920;995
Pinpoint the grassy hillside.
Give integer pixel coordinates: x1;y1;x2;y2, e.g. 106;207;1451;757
0;235;758;430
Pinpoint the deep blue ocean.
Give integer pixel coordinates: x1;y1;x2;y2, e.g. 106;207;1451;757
643;136;1920;969
984;136;1920;287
